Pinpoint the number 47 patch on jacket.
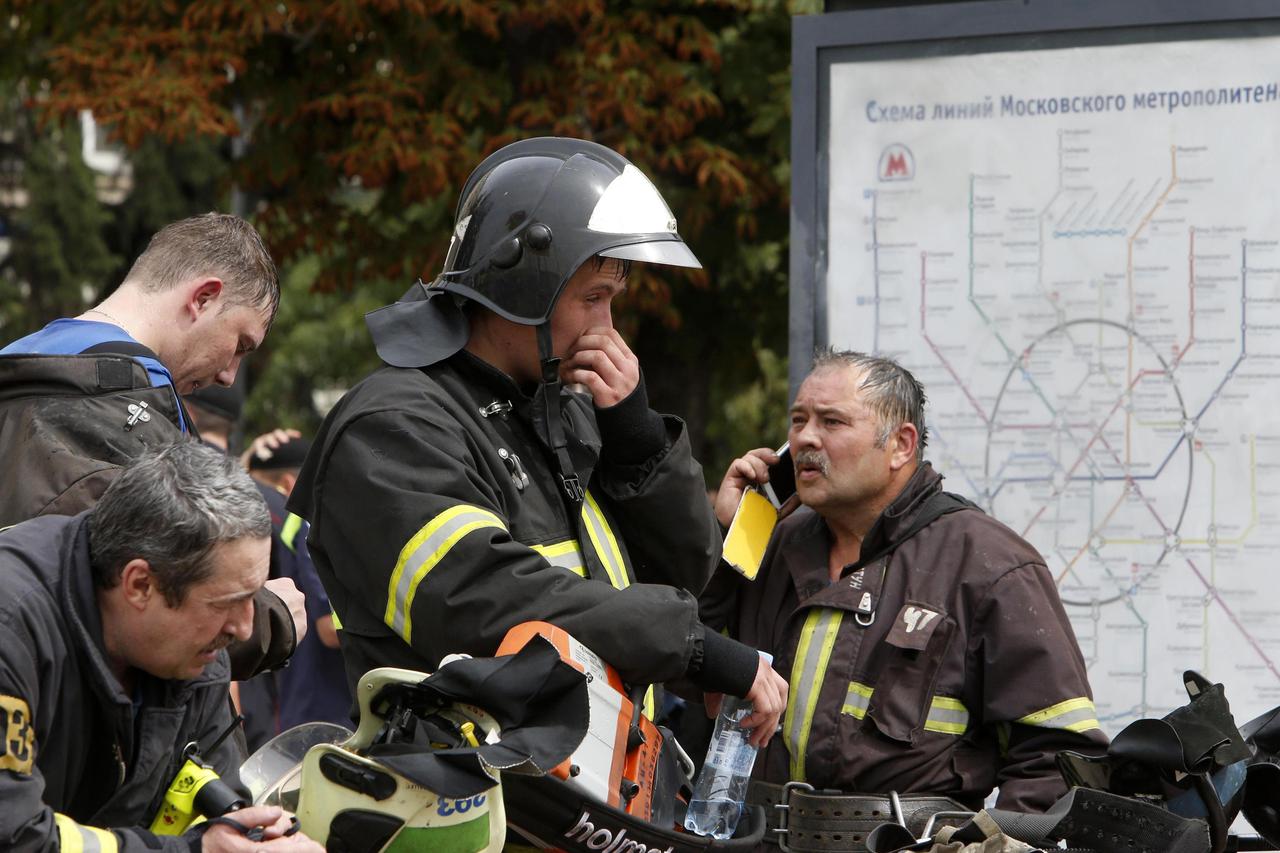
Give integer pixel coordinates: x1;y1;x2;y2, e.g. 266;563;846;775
886;602;943;651
0;694;35;774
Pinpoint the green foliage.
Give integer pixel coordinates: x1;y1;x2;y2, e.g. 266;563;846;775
706;345;791;467
240;254;404;435
108;136;232;277
0;116;118;339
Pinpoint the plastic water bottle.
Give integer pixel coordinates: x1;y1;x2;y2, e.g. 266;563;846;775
684;653;772;839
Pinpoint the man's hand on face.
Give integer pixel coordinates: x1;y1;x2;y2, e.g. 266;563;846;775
199;805;324;852
263;577;308;646
560;328;640;408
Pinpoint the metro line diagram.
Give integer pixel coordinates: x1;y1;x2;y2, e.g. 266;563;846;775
838;132;1280;730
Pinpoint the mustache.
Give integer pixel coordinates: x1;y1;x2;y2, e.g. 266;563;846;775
201;634;236;655
793;449;830;477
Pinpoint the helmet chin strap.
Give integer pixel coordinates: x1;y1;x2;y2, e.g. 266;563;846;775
537;322;585;505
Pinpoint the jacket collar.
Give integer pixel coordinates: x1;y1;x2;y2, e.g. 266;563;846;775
61;516;133;710
446;350;600;478
854;461;943;570
449;349;535;409
779;463;944;608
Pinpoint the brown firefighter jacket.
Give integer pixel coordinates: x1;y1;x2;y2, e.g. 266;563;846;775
701;463;1109;812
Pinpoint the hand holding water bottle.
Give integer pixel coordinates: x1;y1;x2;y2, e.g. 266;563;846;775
686;652;787;840
704;651;788;747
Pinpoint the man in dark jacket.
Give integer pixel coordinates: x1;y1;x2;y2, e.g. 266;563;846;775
0;441;322;853
705;349;1109;844
289;138;787;748
0;213;302;682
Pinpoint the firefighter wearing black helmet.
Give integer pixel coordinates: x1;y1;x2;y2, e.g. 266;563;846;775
289;138;787;741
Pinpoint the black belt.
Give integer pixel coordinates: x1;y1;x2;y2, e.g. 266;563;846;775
749;781;972;853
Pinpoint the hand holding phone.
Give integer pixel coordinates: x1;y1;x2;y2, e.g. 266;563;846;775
761;443;795;509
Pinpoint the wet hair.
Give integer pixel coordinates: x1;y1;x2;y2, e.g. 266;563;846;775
590;255;631;280
88;441;270;606
124;213;280;324
810;347;929;460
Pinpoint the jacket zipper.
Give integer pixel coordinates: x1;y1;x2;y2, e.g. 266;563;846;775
112;741;127;786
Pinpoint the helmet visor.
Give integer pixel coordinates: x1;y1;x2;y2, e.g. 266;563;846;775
600;239;701;269
588;165;677;235
589;164;701;269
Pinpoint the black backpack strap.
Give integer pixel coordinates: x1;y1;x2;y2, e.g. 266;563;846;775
80;340;162;360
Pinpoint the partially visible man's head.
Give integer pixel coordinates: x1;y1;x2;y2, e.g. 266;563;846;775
809;349;929;458
125;213;279;394
90;441;271;680
464;255;631;386
124;213;280;320
247;435;312;497
788;349;928;517
185;382;245;450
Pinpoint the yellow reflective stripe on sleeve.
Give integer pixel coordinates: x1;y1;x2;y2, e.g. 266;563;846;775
580;490;629;590
531;540;587;577
281;513;304;554
330;608;343;630
784;608;843;782
840;683;970;735
1016;697;1100;732
55;814;118;853
385;505;505;643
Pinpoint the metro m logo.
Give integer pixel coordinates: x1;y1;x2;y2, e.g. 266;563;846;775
878;143;915;181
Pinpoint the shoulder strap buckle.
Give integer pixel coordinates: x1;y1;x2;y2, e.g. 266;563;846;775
560;473;584;504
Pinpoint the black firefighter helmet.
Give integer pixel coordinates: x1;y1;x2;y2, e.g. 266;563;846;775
367;136;702;369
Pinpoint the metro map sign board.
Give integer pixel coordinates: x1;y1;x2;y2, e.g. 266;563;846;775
791;1;1280;731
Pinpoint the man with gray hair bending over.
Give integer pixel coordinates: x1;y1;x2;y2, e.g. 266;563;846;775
0;441;322;852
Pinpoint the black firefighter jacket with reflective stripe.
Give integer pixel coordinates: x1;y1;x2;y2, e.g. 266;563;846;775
289;352;721;693
0;514;248;853
701;463;1109;813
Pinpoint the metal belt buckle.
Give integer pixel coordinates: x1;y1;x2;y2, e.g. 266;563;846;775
889;791;906;827
774;781;814;853
920;810;976;841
